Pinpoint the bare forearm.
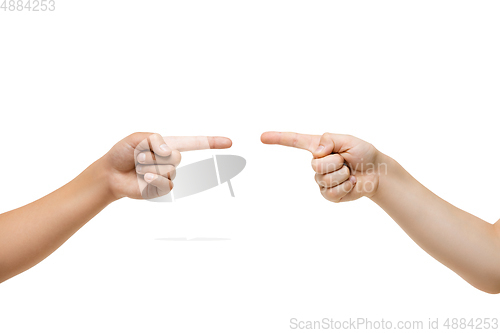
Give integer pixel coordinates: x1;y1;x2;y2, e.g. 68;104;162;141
0;133;231;283
370;154;500;293
0;158;115;283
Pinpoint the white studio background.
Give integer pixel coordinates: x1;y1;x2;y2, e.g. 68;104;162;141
1;1;499;332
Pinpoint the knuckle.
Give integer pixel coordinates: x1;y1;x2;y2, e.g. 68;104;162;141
327;189;342;203
315;174;324;186
132;132;149;143
151;133;163;142
167;167;177;180
320;132;331;142
171;150;182;164
292;133;299;148
317;162;327;174
311;159;318;172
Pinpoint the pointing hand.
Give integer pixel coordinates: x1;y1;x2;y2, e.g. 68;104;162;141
261;131;384;202
102;133;232;200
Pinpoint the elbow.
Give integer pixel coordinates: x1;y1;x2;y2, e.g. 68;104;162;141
472;223;500;294
478;281;500;294
461;264;500;294
0;270;10;284
478;286;500;295
0;263;18;284
469;275;500;294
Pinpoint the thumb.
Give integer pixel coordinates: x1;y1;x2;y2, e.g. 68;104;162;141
126;132;172;157
312;133;351;159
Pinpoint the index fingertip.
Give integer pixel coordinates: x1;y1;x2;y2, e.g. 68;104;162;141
210;137;232;149
222;137;233;149
260;131;279;144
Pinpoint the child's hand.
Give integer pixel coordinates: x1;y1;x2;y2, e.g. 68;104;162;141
101;133;232;200
261;132;384;202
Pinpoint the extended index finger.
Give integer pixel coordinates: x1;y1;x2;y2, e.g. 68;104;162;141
163;136;232;152
260;131;321;153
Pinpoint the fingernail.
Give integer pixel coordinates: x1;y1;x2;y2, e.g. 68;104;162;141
136;165;142;172
314;145;325;154
160;144;170;153
138;153;146;163
145;173;157;182
350;176;357;185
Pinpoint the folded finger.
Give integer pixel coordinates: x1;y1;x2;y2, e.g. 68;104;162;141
136;164;176;179
144;173;173;197
315;165;351;188
136;150;181;166
320;176;356;203
312;154;344;174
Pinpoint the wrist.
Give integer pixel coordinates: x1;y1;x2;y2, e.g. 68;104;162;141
352;149;390;200
83;158;120;205
368;153;404;202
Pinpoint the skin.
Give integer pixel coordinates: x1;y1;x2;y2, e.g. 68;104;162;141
0;132;232;284
261;131;500;294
